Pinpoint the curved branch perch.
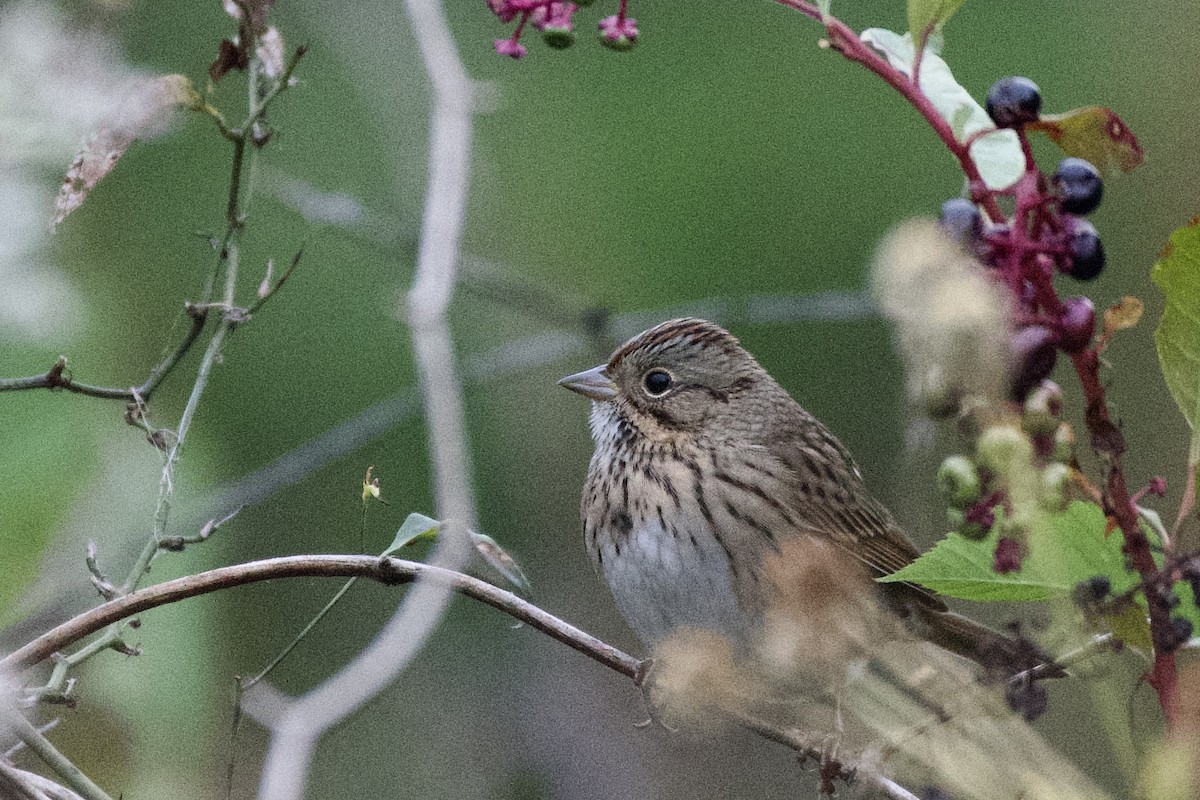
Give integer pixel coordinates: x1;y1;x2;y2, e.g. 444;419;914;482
0;555;637;678
4;555;916;799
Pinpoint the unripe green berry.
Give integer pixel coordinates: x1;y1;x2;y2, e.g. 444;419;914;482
947;507;989;541
938;455;982;509
1051;422;1076;464
1039;462;1071;512
977;425;1034;477
1022;380;1063;437
999;511;1030;541
542;27;575;49
599;31;636;51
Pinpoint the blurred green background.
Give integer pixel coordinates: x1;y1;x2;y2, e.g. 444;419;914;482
2;0;1197;797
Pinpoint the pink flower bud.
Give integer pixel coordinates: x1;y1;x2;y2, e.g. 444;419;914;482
598;14;638;50
994;537;1026;574
494;38;529;58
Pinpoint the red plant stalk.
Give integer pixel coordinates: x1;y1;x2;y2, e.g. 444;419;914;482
775;0;1179;724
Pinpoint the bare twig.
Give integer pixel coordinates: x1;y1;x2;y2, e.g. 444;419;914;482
0;556;635;679
0;305;207;402
1;705;112;800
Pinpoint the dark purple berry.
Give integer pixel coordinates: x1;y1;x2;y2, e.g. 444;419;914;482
1005;677;1048;721
1167;616;1194;652
1067;219;1106;280
1010;325;1059;400
1058;296;1095;352
1053;157;1104;215
986;76;1042;128
939;198;983;245
1071;575;1112;615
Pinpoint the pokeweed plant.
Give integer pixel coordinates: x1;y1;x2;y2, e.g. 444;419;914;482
488;0;1200;789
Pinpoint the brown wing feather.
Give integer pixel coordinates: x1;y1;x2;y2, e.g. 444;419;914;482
764;411;948;612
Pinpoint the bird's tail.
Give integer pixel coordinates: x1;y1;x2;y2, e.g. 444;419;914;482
907;604;1061;679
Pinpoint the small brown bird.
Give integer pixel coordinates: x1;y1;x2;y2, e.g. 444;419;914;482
559;317;1038;675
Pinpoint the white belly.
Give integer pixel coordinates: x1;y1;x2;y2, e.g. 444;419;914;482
594;512;750;647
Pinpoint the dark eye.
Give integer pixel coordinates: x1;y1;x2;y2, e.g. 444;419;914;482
642;369;673;397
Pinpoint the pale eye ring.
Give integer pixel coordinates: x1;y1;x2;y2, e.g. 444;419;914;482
642;369;673;397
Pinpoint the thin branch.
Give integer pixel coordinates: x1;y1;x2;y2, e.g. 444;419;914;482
1;706;112;800
4;554;914;798
0;305;206;402
0;555;636;678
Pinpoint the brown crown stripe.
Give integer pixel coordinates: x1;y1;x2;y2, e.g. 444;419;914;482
608;318;742;370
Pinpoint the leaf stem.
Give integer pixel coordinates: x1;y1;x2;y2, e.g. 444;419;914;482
772;0;1004;221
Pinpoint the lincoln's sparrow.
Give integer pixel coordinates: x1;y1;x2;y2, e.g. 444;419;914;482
560;317;1040;675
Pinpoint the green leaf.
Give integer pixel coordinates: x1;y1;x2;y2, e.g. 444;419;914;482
382;514;531;592
383;512;441;555
880;502;1132;601
860;28;1022;190
1106;601;1152;653
1153;217;1200;458
1028;106;1145;177
907;0;967;39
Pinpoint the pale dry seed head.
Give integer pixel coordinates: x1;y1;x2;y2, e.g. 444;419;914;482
872;219;1011;415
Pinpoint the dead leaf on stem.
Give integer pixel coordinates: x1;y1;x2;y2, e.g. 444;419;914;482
52;74;198;228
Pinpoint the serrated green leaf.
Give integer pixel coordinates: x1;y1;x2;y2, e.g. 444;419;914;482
1153;218;1200;467
860;28;1022;190
383;512;441;555
907;0;967;39
880;502;1132;601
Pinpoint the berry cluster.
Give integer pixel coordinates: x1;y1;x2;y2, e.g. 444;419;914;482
487;0;637;58
939;77;1109;403
937;380;1076;573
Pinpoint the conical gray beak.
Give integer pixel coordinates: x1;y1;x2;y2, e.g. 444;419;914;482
558;364;617;402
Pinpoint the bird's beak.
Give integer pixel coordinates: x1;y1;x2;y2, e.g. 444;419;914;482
558;364;617;402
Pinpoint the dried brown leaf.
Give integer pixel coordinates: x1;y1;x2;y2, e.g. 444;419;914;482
209;38;248;82
52;74;198;228
1028;106;1145;177
1104;295;1144;334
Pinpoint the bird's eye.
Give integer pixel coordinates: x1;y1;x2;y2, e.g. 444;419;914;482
642;369;673;397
